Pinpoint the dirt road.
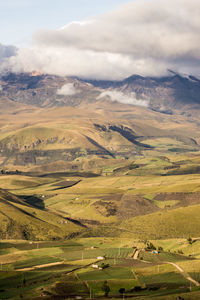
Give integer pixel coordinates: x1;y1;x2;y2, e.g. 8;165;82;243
167;262;200;287
16;261;65;272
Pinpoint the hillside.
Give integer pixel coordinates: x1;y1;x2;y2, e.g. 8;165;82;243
1;152;200;239
120;204;200;239
1;71;200;240
0;188;83;240
0;88;200;172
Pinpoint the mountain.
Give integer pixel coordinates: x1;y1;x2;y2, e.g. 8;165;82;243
0;72;100;107
0;71;200;172
1;71;200;114
84;72;200;114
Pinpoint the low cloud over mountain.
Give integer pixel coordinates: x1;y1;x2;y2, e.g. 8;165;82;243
57;83;80;96
97;90;149;107
2;0;200;79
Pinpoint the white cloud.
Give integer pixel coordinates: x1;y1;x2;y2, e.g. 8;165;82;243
3;0;200;79
60;20;94;30
97;90;149;107
57;83;79;96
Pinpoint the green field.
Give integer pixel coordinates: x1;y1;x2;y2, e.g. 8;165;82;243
0;237;200;299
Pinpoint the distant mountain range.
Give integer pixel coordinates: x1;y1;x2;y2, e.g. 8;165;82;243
1;71;200;115
85;72;200;114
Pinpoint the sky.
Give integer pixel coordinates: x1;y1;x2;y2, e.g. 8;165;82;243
0;0;200;80
0;0;130;46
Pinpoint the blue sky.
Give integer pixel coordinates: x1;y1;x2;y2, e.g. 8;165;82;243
0;0;131;46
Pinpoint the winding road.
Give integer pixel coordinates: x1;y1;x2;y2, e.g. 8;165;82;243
166;261;200;287
132;249;200;287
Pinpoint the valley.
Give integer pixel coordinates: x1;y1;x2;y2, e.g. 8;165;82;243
1;72;200;298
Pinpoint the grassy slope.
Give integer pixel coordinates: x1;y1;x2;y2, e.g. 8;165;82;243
0;99;200;172
120;204;200;239
1;159;200;239
1;149;200;237
0;189;83;240
1;99;200;240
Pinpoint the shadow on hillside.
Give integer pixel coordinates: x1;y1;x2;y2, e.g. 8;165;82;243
20;195;45;210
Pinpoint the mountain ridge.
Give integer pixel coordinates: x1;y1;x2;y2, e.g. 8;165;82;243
1;71;200;113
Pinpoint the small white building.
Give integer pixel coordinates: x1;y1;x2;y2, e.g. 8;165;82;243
92;264;102;270
97;256;104;260
92;264;99;269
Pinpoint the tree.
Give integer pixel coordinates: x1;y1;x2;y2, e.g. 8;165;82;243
119;288;125;298
187;237;193;245
101;263;110;269
22;274;26;287
145;242;156;251
102;281;110;297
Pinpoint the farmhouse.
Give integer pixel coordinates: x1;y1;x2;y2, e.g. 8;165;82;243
97;256;104;260
92;264;102;270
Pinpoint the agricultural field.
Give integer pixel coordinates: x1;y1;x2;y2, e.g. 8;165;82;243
1;237;200;299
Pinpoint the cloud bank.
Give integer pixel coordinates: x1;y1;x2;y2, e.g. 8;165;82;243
0;43;16;60
3;0;200;79
57;83;79;96
0;43;17;73
97;90;149;107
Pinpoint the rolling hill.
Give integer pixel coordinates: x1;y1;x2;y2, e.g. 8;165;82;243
0;84;200;172
1;71;200;241
0;188;83;240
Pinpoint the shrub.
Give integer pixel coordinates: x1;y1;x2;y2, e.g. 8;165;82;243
145;242;156;251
